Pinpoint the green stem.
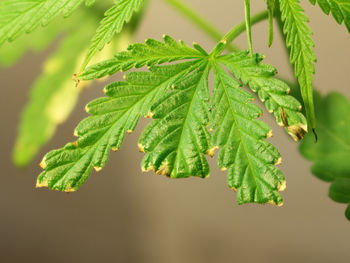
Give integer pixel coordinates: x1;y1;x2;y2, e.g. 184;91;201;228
210;10;268;56
244;0;253;56
163;0;238;52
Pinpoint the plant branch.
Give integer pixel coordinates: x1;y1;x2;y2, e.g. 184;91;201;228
210;10;268;56
163;0;239;52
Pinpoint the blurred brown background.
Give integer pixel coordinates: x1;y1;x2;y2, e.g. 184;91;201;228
1;1;350;262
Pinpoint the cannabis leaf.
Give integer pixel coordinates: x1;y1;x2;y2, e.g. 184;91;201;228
38;36;306;207
12;11;99;166
278;0;317;134
80;0;145;71
0;0;86;45
218;50;307;141
309;0;350;33
300;92;350;221
138;61;211;178
79;34;207;80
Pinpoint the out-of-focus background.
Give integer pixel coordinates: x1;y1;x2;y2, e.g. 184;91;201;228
1;1;350;262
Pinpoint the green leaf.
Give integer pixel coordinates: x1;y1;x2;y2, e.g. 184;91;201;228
300;92;350;221
12;14;98;166
309;0;350;32
138;61;211;178
210;62;285;205
37;59;204;191
37;36;305;203
218;50;307;141
278;0;317;132
0;0;84;46
0;16;64;67
80;0;144;71
79;34;206;80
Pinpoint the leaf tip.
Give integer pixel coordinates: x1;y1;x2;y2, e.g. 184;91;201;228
145;110;154;118
94;166;102;172
275;157;282;166
278;180;286;191
206;146;218;157
266;130;273;138
39;158;47;169
36;179;48;188
138;143;145;152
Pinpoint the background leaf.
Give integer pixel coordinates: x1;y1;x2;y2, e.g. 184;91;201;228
80;0;145;70
0;0;85;45
309;0;350;32
300;92;350;221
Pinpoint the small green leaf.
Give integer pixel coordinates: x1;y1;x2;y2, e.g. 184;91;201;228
300;92;350;221
279;0;317;133
309;0;350;33
210;62;285;205
80;0;144;71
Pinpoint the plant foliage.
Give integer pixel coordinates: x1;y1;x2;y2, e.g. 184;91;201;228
300;92;350;221
278;0;317;133
1;0;349;219
0;0;89;46
309;0;350;32
36;35;307;206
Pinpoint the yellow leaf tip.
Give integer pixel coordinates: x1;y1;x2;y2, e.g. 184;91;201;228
39;158;47;169
36;179;48;188
278;181;286;191
138;143;145;152
206;146;218;157
275;157;282;165
94;166;102;172
145;110;154;118
267;130;273;138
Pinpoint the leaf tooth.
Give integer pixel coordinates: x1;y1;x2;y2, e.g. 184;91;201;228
267;200;283;207
94;166;102;172
111;147;118;152
138;143;145;153
39;158;47;169
278;180;286;191
155;161;170;176
206;146;219;157
275;157;282;165
36;178;48;188
266;130;273;138
144;110;154;118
